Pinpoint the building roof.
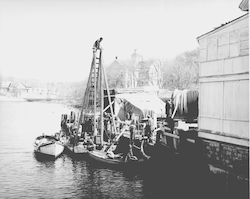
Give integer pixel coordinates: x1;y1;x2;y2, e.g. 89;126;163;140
197;13;248;40
1;81;11;88
109;58;127;70
17;83;27;89
138;60;155;69
109;56;143;71
109;56;155;71
197;0;248;40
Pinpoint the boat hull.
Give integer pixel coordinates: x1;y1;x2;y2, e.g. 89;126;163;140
34;135;64;159
64;143;89;158
88;150;124;165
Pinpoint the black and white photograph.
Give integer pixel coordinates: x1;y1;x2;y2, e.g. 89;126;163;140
0;0;249;198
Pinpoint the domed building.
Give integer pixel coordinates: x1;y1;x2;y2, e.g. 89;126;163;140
107;49;162;90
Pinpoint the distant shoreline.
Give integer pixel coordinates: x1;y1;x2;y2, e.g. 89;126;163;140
0;95;27;102
0;96;82;110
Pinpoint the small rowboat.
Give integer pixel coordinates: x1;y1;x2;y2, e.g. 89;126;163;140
62;135;95;159
34;135;64;159
88;150;125;165
88;136;145;167
64;142;92;159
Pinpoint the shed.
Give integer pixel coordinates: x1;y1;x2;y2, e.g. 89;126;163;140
197;13;249;147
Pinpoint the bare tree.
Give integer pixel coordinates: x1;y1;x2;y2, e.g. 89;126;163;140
135;59;165;88
106;58;140;89
105;48;199;90
106;69;125;89
162;48;199;90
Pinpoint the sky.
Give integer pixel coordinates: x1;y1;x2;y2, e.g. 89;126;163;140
0;0;245;82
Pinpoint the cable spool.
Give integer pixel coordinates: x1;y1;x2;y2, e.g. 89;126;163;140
172;89;198;118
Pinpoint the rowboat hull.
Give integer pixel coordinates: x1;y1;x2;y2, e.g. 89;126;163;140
34;135;64;159
61;135;95;158
66;144;88;154
88;150;124;165
64;143;89;159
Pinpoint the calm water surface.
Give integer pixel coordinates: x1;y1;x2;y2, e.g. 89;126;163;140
0;101;248;199
0;101;147;199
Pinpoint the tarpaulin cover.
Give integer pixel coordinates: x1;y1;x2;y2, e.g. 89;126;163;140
114;93;165;121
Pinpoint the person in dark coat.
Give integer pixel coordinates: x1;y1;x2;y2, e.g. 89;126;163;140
93;37;103;50
145;118;151;138
61;117;69;136
129;124;136;145
165;99;171;118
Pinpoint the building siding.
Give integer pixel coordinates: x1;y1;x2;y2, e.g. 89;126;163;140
196;13;249;179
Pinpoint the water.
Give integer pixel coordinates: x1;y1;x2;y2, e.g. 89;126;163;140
0;101;248;199
0;101;146;199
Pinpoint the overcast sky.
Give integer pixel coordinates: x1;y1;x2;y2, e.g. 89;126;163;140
0;0;245;82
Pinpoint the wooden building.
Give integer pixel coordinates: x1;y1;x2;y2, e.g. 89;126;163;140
107;50;162;89
196;10;249;178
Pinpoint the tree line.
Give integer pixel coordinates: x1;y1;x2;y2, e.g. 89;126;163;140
51;47;199;104
106;48;199;91
1;48;199;105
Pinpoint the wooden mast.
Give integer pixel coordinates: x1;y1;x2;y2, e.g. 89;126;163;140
76;54;95;134
102;60;117;137
76;38;115;146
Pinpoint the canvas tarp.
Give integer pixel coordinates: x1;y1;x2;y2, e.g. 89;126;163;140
114;93;165;121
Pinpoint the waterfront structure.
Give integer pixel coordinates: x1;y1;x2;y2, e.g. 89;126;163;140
20;87;58;101
1;81;12;92
1;81;27;96
0;80;58;101
196;8;249;178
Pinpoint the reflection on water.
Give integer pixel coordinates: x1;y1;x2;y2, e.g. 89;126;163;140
0;102;145;199
0;101;248;199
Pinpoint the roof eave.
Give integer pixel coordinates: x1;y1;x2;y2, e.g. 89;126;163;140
196;13;248;41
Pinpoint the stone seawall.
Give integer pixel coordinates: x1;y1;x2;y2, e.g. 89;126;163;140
202;138;249;180
156;128;249;198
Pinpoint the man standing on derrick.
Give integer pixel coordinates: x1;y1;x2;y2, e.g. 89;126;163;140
93;37;103;51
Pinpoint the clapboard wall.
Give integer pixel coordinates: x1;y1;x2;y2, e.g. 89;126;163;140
195;14;249;178
197;13;249;147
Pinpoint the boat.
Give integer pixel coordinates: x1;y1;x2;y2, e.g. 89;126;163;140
63;135;95;158
88;137;146;167
59;42;104;158
58;112;94;158
82;39;152;167
33;134;64;159
60;39;152;165
88;150;130;166
88;119;151;168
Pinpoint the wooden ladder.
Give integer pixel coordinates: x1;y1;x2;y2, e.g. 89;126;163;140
76;48;102;134
83;48;102;112
77;40;117;144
